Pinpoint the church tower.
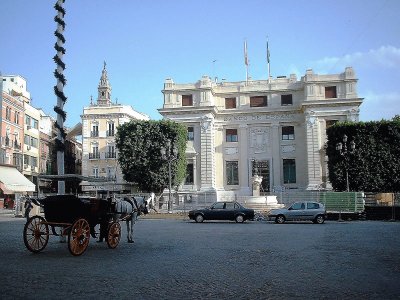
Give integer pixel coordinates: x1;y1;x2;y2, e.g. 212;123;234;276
97;62;112;106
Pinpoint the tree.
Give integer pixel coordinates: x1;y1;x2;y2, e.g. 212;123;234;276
115;120;187;194
326;119;400;192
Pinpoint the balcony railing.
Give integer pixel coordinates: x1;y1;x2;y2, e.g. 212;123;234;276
89;153;100;159
105;152;116;159
14;142;21;150
106;130;115;137
90;131;99;137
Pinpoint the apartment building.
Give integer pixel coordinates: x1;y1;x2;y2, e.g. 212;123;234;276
81;64;149;194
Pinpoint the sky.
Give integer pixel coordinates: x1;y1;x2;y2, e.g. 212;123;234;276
1;0;399;128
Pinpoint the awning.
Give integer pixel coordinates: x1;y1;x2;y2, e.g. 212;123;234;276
0;165;36;193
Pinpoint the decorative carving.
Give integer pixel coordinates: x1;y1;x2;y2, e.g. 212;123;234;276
282;145;295;153
225;147;238;155
250;128;269;153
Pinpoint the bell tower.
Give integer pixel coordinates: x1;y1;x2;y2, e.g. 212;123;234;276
97;61;112;106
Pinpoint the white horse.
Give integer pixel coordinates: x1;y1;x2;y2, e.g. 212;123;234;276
113;195;149;243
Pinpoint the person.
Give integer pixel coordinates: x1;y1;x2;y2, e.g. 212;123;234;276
24;197;33;221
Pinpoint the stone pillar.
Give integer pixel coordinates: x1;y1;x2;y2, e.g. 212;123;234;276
239;124;250;194
271;124;281;189
306;115;321;190
200;116;215;191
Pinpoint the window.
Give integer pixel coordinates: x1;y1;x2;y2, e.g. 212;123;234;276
25;115;31;125
282;126;295;140
6;107;11;120
92;167;99;178
226;161;239;185
290;202;304;210
226;129;238;142
187;127;194;141
31;157;37;168
225;97;236;109
106;145;116;158
107;123;115;136
281;94;293;106
185;163;194;184
283;159;296;184
326;120;338;129
225;202;234;210
250;96;268;107
307;202;320;209
31;137;38;148
91;125;99;137
14;112;20;124
24;154;30;165
212;202;225;209
182;95;193;106
24;135;30;145
325;86;337;98
90;146;100;159
33;119;38;129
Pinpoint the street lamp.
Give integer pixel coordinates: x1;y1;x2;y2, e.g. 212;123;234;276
201;116;212;204
336;134;356;221
161;140;178;213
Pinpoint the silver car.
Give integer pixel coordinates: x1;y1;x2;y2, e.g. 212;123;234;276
268;201;327;224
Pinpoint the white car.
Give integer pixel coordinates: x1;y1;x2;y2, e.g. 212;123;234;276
268;201;327;224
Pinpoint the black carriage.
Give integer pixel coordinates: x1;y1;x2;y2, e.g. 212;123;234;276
23;195;121;256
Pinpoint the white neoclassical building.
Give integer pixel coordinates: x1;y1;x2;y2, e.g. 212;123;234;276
159;67;363;202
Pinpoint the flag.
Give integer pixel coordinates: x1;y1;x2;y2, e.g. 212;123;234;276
244;40;248;66
267;40;270;64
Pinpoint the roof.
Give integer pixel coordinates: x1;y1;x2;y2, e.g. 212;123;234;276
0;165;36;193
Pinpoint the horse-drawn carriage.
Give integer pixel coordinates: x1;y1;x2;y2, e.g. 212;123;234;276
23;194;148;256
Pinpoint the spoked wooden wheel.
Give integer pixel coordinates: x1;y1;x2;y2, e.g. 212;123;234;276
107;222;121;249
23;216;49;253
68;219;90;256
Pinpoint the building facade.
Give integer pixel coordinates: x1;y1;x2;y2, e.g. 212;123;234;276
81;64;149;194
159;67;363;202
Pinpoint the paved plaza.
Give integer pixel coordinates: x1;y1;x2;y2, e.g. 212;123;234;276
0;215;399;299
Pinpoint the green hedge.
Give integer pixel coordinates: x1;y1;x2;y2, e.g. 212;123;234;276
326;117;400;192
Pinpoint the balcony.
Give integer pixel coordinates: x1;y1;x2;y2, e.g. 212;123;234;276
90;131;99;137
89;153;100;159
106;130;115;137
105;152;116;159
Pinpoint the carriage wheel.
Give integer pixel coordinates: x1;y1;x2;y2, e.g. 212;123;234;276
23;216;49;253
107;222;121;249
68;219;90;256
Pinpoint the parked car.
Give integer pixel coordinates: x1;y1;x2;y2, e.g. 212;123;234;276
188;201;255;223
268;201;327;224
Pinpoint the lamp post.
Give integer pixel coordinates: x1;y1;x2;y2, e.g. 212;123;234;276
201;116;212;204
336;134;356;221
161;140;178;213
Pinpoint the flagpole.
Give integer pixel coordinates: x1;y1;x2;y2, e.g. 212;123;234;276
267;39;271;83
244;40;249;84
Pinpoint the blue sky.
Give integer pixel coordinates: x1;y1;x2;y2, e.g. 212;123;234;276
1;0;399;128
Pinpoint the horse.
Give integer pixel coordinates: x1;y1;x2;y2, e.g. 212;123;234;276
112;195;149;243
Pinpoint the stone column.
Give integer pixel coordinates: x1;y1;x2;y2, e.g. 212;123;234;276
271;124;281;189
239;124;250;195
306;115;321;190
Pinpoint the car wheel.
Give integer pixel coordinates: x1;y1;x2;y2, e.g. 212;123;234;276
275;215;285;224
235;215;244;223
314;215;325;224
195;214;204;223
